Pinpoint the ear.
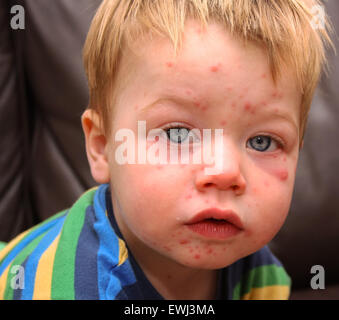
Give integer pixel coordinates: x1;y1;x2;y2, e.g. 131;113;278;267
81;109;110;184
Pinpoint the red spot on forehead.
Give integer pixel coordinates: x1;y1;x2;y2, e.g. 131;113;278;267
166;62;173;68
185;89;192;96
194;254;201;259
210;63;222;73
206;248;213;254
220;120;227;126
261;73;267;79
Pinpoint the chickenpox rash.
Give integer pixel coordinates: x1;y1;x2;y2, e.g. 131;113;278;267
210;63;222;73
244;103;256;114
194;254;201;259
163;245;172;252
276;170;289;181
166;62;174;68
185;194;192;200
179;239;191;245
206;248;213;254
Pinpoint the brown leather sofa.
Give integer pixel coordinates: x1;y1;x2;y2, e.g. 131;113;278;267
1;0;338;299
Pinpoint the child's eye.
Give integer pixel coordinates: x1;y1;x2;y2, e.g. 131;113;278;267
163;124;200;144
247;135;282;152
166;127;190;144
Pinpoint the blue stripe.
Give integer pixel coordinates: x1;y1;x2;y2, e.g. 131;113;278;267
93;184;120;299
74;205;100;299
19;215;66;300
93;184;135;299
0;214;66;277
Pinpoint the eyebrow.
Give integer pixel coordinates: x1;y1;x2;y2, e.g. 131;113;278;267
139;95;196;114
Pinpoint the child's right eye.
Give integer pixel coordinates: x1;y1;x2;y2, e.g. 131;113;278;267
165;127;190;144
163;124;200;144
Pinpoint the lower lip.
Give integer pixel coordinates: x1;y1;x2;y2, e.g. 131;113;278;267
186;220;242;240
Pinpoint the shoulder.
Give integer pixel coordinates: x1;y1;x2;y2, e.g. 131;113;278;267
0;187;99;300
228;245;291;300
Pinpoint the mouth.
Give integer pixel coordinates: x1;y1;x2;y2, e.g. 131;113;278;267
185;208;244;240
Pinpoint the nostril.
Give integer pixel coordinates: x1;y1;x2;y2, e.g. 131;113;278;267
205;183;213;188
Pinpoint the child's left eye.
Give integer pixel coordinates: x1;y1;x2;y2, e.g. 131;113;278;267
247;135;281;152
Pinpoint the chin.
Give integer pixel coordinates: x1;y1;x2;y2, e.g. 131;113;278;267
178;256;238;270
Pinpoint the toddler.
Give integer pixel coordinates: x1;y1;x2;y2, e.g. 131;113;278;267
0;0;332;300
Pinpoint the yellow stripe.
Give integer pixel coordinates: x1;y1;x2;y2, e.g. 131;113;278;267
32;234;61;300
0;229;32;262
0;264;11;300
118;238;128;266
241;285;290;300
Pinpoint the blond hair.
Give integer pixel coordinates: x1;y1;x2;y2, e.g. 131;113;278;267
83;0;333;143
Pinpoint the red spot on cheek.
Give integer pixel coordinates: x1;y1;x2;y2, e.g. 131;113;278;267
166;62;173;68
244;103;251;111
185;194;192;200
277;170;289;181
179;239;191;245
220;120;227;126
261;73;267;79
194;254;201;259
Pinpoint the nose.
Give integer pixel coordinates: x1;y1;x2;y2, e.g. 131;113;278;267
195;142;246;195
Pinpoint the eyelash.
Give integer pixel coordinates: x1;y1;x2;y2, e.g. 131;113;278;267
161;123;286;149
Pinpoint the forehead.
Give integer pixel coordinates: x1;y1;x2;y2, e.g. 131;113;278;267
120;19;301;126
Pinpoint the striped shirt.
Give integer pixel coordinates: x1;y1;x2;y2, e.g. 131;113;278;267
0;184;291;300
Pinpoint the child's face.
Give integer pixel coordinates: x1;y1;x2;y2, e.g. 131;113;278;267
93;20;301;269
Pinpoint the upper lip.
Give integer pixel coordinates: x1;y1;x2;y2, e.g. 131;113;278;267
186;208;244;230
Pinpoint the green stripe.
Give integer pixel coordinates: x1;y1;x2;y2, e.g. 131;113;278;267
232;264;291;299
0;210;67;265
51;188;98;300
4;233;46;300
